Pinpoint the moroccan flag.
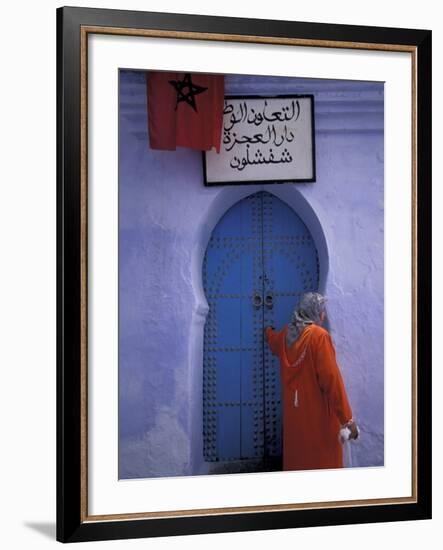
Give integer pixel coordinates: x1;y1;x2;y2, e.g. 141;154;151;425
146;71;224;153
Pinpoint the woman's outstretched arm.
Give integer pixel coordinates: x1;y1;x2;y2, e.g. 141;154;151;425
265;326;281;356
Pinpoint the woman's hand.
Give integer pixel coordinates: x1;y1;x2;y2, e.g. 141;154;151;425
345;420;359;440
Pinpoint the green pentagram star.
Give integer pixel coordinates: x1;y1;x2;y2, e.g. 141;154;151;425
169;73;208;112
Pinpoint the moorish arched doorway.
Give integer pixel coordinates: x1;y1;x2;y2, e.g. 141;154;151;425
202;191;319;473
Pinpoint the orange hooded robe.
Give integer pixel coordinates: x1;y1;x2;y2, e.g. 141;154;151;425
266;323;353;471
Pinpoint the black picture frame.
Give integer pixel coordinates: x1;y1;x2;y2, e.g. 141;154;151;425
57;6;432;543
203;94;316;186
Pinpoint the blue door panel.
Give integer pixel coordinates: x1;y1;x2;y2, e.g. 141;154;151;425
215;351;241;402
216;299;242;347
219;258;241;291
203;191;319;462
240;250;254;295
240;196;258;237
240;350;255;401
240;297;255;346
271;252;306;290
241;405;262;458
217;406;241;459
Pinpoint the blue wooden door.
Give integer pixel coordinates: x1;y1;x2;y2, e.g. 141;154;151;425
203;191;319;463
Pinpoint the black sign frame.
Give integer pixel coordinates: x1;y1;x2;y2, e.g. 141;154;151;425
203;93;316;186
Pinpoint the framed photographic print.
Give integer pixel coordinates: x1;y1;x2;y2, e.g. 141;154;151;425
56;6;432;543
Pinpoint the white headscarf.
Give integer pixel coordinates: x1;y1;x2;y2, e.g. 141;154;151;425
286;292;327;348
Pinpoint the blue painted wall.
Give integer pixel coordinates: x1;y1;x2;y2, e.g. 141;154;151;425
118;71;384;478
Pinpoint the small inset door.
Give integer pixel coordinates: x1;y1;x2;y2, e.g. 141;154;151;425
202;191;319;466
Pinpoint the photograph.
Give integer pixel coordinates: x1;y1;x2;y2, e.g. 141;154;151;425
0;0;437;548
54;5;431;543
118;69;384;480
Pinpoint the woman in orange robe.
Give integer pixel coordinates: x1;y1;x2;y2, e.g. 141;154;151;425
265;292;358;471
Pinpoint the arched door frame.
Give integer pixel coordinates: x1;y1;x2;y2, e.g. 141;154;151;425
188;184;329;475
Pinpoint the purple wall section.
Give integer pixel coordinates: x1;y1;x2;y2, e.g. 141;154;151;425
118;71;384;479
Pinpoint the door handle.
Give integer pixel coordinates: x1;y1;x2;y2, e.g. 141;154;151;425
252;292;263;309
265;292;274;309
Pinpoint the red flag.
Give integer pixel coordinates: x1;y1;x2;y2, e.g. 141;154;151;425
146;71;224;153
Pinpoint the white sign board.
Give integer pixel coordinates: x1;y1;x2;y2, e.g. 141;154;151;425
204;95;315;185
